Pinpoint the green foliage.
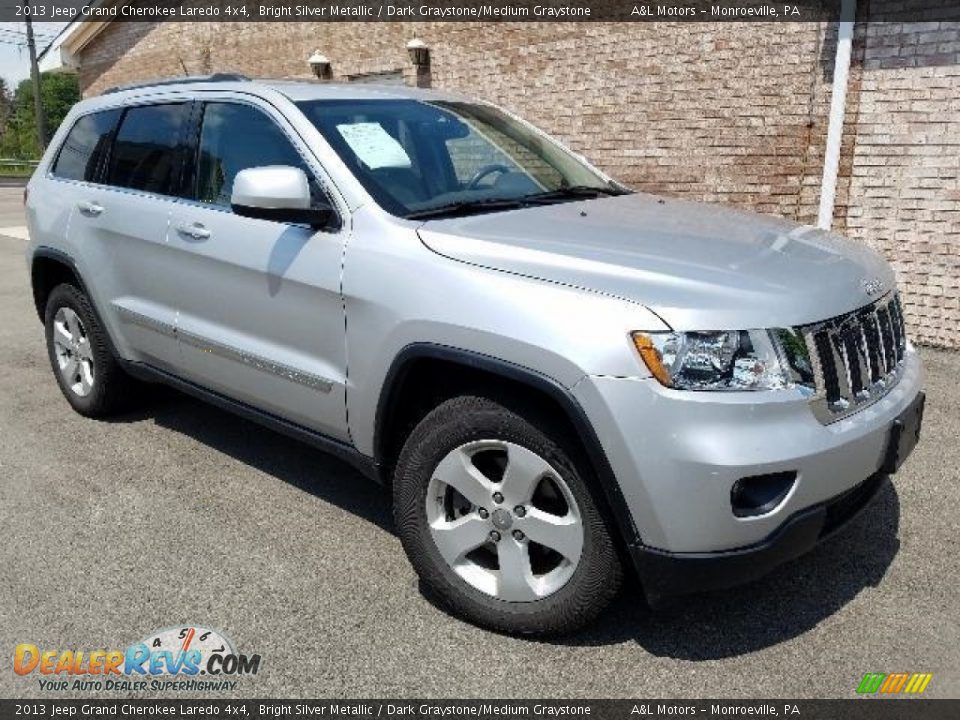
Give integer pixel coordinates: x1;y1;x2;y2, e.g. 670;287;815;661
0;73;80;160
0;78;11;130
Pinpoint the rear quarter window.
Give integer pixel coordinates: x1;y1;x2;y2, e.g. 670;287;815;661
51;109;121;182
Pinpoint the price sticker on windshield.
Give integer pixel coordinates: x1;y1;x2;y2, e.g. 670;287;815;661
336;122;412;169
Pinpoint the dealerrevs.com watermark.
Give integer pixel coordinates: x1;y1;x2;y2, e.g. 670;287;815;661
13;625;261;693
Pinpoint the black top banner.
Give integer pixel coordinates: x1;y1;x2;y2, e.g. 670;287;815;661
3;0;960;24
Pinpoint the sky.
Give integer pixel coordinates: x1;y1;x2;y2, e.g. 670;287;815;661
0;21;68;90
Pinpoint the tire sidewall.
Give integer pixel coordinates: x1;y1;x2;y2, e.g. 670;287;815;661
44;284;114;416
393;396;621;634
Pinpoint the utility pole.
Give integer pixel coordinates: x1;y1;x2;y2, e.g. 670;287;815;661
23;0;48;152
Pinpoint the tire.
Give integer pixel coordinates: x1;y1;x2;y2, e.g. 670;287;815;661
44;283;139;417
393;395;622;635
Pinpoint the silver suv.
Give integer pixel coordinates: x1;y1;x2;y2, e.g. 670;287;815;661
25;76;925;635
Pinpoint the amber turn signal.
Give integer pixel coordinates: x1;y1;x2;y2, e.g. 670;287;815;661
632;332;672;387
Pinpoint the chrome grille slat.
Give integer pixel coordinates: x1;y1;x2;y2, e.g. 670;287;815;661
800;292;908;424
877;306;897;371
841;325;865;397
813;331;840;404
830;332;853;407
862;313;883;381
858;323;874;385
890;295;906;361
872;311;888;375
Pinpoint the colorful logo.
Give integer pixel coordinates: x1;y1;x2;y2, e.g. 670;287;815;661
856;672;933;695
13;625;261;692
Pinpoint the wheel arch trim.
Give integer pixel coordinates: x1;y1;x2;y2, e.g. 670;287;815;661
30;246;123;361
373;342;642;549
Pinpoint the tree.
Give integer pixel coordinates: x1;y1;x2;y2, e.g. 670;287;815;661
0;73;80;159
0;78;11;140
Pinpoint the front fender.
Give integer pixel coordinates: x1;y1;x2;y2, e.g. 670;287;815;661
342;206;668;458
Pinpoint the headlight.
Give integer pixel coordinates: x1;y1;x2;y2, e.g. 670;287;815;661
632;330;790;391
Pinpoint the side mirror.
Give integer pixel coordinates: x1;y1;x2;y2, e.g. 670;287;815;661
230;166;336;229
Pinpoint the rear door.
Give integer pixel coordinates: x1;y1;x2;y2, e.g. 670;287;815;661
65;101;193;370
38;107;121;319
168;98;349;440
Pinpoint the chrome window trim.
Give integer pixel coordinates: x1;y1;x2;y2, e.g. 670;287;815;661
49;92;349;231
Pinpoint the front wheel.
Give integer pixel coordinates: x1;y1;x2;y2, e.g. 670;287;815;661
393;395;622;635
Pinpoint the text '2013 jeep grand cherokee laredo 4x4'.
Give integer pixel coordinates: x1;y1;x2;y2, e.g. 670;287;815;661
26;76;924;635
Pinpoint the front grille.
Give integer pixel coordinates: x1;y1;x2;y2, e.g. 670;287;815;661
800;292;907;424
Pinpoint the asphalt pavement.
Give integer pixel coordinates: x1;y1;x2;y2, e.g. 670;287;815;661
0;187;957;699
0;183;26;228
0;176;29;189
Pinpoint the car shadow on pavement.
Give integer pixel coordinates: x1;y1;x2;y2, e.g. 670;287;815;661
108;389;901;658
108;388;395;534
562;479;902;658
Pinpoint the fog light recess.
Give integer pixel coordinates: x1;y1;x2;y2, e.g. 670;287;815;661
730;471;797;518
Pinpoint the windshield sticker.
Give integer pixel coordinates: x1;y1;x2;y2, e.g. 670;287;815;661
336;122;412;169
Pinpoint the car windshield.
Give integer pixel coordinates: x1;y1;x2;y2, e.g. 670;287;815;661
296;99;627;219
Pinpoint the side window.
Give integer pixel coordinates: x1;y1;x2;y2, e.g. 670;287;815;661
196;102;325;209
51;109;120;182
106;103;190;195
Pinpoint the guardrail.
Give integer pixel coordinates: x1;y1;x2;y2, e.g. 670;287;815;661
0;159;39;180
0;159;39;168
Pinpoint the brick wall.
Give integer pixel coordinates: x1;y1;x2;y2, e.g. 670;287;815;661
80;21;834;226
843;22;960;348
76;20;958;348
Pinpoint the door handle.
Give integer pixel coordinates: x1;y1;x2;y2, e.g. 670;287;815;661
175;223;211;240
77;200;103;216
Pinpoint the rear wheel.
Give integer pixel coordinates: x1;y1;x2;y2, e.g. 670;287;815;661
393;395;622;635
44;283;139;417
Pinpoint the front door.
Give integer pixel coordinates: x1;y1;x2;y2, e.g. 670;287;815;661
169;99;349;440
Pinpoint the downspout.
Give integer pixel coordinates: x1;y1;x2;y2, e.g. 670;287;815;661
817;0;856;230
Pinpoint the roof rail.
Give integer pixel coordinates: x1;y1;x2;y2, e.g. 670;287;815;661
102;73;251;96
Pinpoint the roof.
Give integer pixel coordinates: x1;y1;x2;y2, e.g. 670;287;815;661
89;75;470;102
71;77;474;111
37;2;113;73
260;80;467;103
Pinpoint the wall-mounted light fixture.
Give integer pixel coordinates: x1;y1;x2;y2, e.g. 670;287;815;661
406;39;430;69
308;50;332;80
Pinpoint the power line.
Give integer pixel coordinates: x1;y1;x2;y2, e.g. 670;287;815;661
0;23;57;35
0;32;57;45
0;27;57;37
0;26;58;42
0;34;57;45
0;35;58;52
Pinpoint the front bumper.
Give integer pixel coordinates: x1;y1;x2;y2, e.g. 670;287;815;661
631;470;887;602
571;346;924;596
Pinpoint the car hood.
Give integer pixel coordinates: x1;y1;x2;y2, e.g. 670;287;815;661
416;193;895;330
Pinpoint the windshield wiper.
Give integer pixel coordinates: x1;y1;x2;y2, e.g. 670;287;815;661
521;184;630;203
404;185;631;220
405;197;532;220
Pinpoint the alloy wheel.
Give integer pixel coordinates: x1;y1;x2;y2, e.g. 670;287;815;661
52;307;95;397
426;439;584;602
